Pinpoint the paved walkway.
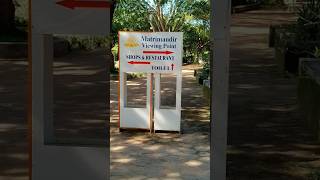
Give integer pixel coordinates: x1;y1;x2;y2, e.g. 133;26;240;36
228;10;320;179
0;52;210;180
110;65;210;180
0;58;28;180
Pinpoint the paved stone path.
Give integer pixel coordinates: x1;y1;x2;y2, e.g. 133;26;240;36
0;58;28;180
228;10;320;180
110;65;210;180
0;52;210;180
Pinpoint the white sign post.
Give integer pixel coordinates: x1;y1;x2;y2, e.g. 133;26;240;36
30;1;112;180
118;32;183;132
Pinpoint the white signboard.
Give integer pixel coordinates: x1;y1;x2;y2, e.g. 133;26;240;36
32;0;111;35
119;32;183;74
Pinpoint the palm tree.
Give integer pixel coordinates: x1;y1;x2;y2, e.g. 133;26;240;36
147;0;189;32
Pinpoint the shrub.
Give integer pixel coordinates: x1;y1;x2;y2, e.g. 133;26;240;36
314;47;320;58
296;0;320;41
64;36;112;50
309;169;320;180
127;72;145;80
292;0;320;56
200;62;210;80
14;0;27;23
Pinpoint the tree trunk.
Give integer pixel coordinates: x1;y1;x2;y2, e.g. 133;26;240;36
0;0;15;33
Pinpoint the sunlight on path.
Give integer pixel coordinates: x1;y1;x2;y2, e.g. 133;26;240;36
110;65;210;180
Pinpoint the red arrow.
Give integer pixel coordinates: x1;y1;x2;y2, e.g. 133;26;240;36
128;61;151;65
143;50;174;55
56;0;112;9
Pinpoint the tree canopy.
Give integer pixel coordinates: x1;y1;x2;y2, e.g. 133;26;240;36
113;0;210;63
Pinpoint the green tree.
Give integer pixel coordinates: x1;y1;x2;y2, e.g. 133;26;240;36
112;0;210;65
147;0;191;32
184;0;210;63
113;0;194;33
113;0;151;34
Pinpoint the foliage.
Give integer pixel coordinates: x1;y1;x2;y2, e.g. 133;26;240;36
14;0;28;23
184;0;210;65
63;36;112;50
191;0;210;23
147;0;191;32
111;44;118;61
295;0;320;43
113;0;211;65
0;0;27;41
6;0;212;73
278;0;320;57
112;0;151;35
274;24;297;48
199;51;210;79
314;47;320;58
292;0;320;56
309;169;320;180
127;72;146;79
111;44;119;72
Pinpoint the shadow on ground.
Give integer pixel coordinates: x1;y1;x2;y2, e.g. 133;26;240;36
228;10;320;180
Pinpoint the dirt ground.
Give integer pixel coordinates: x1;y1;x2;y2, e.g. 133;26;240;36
0;8;320;180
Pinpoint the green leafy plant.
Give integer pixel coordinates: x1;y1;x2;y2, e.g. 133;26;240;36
309;169;320;180
296;0;320;40
200;52;210;80
64;36;112;50
314;47;320;58
127;72;145;80
292;0;320;55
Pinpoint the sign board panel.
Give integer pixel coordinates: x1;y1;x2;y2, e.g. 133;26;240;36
32;0;111;35
119;32;183;74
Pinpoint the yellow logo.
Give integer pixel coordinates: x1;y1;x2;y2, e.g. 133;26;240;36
124;36;139;48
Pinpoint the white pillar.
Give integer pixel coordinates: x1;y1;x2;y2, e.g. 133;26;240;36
32;34;54;145
31;33;109;180
211;0;231;180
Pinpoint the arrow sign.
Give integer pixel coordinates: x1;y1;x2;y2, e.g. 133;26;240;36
128;61;151;65
143;50;174;55
56;0;112;9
